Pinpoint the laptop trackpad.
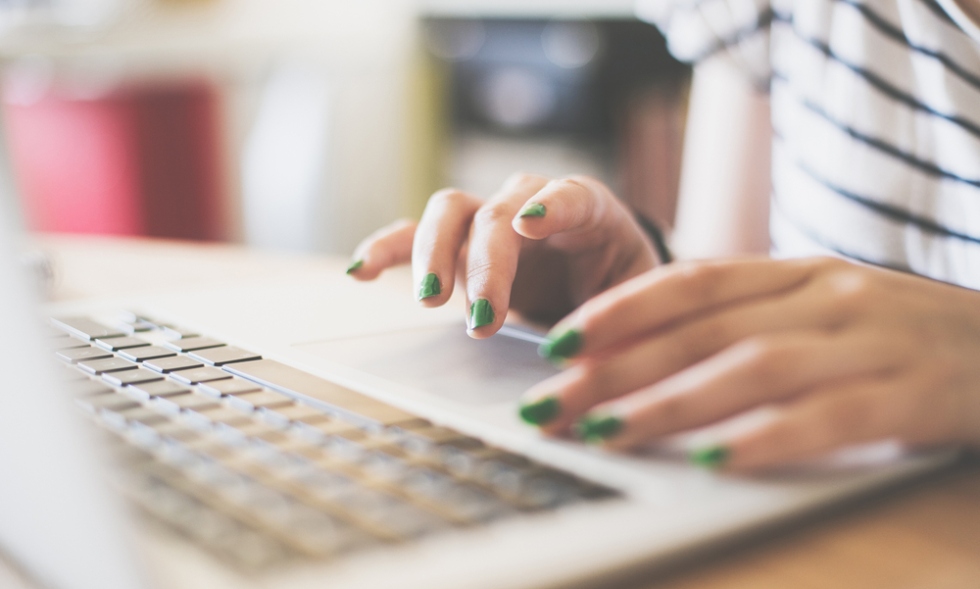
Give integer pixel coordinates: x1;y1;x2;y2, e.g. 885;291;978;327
297;324;560;405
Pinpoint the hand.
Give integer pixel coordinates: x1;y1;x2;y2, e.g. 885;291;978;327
347;173;660;334
520;257;980;471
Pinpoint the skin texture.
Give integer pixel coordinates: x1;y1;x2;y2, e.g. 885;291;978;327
348;173;659;334
350;56;980;473
526;257;980;471
353;186;980;473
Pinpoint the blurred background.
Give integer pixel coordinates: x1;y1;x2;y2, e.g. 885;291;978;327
0;0;690;254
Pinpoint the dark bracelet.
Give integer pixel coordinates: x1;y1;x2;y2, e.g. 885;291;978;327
632;210;674;265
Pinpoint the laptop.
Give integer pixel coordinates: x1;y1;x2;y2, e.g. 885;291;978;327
0;197;957;589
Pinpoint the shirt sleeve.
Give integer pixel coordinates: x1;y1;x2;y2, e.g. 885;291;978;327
635;0;773;87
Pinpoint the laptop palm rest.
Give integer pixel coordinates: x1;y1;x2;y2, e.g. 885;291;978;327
297;324;560;405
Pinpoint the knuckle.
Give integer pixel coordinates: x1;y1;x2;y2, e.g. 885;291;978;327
652;394;689;424
689;313;739;353
548;177;592;196
825;269;877;317
428;188;472;211
505;172;547;189
473;203;516;225
821;397;871;441
673;262;726;307
732;337;800;391
812;256;850;272
464;258;494;282
578;362;615;405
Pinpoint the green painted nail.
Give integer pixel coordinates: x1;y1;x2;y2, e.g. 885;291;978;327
419;273;442;300
689;445;730;469
519;203;547;218
519;397;561;426
469;299;495;330
575;414;623;443
346;259;364;275
539;328;582;360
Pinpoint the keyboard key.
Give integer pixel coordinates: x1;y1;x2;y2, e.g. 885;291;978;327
76;393;140;413
144;356;204;374
348;404;427;430
148;421;202;443
118;346;177;362
103;368;165;387
151;393;222;415
68;379;115;396
162;326;200;340
114;406;170;425
188;346;261;366
51;317;127;340
189;407;254;428
52;338;90;351
260;404;330;428
171;367;233;385
57;346;113;364
225;391;294;412
393;426;470;451
127;380;191;400
293;420;365;442
164;337;225;353
78;357;138;375
94;337;152;351
226;360;422;427
197;378;262;397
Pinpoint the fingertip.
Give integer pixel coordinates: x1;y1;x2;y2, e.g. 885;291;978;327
346;257;387;281
518;202;547;219
512;207;553;240
345;259;364;275
687;444;732;470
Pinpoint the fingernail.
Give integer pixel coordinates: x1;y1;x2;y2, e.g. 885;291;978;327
519;203;547;218
419;273;441;300
469;299;495;330
575;413;623;443
519;396;561;426
346;259;364;275
689;445;730;469
539;327;582;360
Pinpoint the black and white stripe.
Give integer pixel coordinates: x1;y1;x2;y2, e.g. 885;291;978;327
641;0;980;288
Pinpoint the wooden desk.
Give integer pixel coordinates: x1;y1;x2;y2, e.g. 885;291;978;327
29;234;980;589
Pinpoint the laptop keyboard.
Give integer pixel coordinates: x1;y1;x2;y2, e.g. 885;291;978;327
49;313;617;569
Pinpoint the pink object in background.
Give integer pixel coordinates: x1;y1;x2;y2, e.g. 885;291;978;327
3;79;225;241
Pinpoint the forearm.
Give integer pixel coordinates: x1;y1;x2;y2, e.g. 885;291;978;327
672;58;772;259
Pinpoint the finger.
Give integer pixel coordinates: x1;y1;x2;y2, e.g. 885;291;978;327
412;188;483;307
595;330;908;450
721;373;923;472
347;219;417;281
465;173;550;337
539;257;823;361
522;287;844;434
511;176;638;247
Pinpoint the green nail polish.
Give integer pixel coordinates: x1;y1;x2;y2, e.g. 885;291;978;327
419;273;441;300
519;203;547;218
539;328;582;360
576;414;623;443
346;259;364;275
469;299;495;330
519;397;561;426
689;445;730;469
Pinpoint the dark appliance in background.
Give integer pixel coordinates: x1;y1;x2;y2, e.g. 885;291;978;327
424;17;690;229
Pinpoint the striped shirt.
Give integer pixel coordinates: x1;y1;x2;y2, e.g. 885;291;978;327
638;0;980;289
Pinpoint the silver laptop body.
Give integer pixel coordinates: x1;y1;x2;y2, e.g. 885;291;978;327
0;204;956;589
